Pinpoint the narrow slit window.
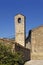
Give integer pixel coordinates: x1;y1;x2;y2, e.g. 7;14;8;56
18;18;21;23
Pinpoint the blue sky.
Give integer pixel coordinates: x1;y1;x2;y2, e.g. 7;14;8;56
0;0;43;38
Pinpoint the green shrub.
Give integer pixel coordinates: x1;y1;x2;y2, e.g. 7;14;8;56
0;43;24;65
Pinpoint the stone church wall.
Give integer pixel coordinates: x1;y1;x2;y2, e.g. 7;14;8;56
31;26;43;59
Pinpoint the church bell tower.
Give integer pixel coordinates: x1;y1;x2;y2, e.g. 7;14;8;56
15;14;26;46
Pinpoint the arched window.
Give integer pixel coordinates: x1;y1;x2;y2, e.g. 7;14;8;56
18;18;21;23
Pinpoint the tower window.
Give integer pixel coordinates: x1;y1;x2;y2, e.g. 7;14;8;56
18;18;21;23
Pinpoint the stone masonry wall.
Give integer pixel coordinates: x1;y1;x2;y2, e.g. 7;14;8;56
15;43;30;61
15;14;26;46
31;26;43;60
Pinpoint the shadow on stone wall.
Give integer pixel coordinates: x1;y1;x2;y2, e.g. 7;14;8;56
15;43;30;61
25;30;32;43
25;30;31;49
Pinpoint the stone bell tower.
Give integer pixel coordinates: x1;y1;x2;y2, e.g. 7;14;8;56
15;14;26;46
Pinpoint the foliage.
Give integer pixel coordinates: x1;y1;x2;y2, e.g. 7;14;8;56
0;43;24;65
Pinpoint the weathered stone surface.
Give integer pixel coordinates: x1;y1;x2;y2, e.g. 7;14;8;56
31;26;43;59
15;14;26;46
